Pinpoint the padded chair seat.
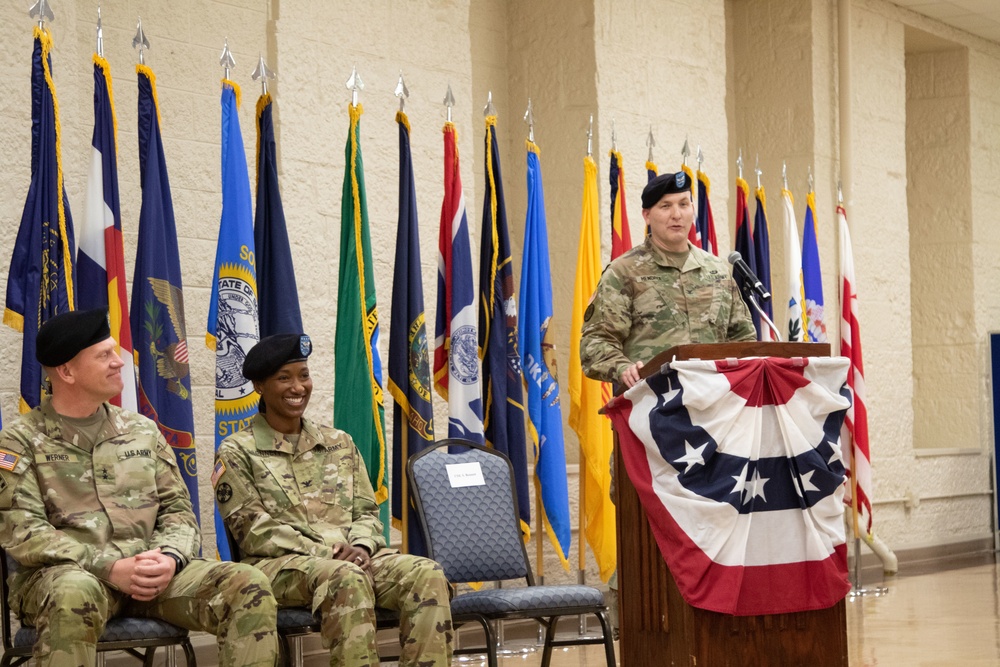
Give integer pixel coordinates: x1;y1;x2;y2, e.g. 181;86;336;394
276;606;399;631
14;617;188;648
450;585;605;616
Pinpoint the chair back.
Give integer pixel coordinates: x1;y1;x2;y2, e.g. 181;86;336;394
407;439;530;584
0;547;17;652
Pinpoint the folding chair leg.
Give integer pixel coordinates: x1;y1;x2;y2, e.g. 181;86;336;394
291;635;304;667
166;644;177;667
540;617;558;667
594;610;618;667
97;652;106;667
181;640;196;667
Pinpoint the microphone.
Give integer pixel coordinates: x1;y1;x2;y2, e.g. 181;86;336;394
727;251;771;301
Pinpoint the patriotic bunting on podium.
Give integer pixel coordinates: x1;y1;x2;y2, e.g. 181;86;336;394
132;64;199;510
389;110;434;555
519;140;570;567
79;55;138;411
838;205;872;535
5;28;76;412
603;357;852;615
568;155;616;582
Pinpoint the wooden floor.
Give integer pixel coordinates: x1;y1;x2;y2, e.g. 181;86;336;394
361;555;1000;666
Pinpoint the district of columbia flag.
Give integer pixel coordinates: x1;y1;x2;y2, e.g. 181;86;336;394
519;140;571;568
802;191;828;342
389;110;435;556
131;63;199;515
568;155;616;582
782;189;806;342
334;103;389;538
696;168;719;256
207;80;260;559
838;204;872;535
733;177;760;338
254;92;302;338
645;160;657;237
5;27;76;412
682;163;701;248
752;186;774;340
479;115;530;539
79;54;138;411
433;122;484;443
609;150;632;260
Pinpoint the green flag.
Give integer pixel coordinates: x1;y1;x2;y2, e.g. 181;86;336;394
334;103;389;536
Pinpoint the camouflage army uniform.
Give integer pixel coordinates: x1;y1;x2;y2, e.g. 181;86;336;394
0;401;278;667
215;414;453;667
581;238;757;382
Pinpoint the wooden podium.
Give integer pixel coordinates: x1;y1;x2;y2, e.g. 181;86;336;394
612;342;848;667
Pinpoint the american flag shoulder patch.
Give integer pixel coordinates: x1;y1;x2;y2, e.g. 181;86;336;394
0;450;20;472
211;460;226;487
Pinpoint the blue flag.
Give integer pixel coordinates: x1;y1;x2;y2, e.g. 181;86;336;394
206;81;260;559
479;116;530;538
519;142;570;567
4;28;76;412
131;64;199;513
388;111;435;556
752;186;774;334
734;177;761;337
254;93;301;338
802;192;828;342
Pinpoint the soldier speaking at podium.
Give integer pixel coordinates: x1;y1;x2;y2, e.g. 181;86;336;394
581;170;756;386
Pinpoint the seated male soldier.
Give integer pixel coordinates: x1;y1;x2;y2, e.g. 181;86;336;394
214;333;453;667
0;308;278;667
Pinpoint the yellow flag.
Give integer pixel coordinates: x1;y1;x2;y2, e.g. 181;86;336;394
568;155;616;582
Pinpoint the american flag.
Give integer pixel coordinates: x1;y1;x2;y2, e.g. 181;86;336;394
0;450;19;471
604;356;852;615
838;205;872;535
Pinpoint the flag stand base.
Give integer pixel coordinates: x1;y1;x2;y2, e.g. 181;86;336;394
848;537;889;598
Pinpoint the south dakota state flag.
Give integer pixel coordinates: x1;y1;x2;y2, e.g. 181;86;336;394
79;54;138;411
433;122;484;442
254;93;302;338
389;110;434;555
480;116;530;538
802;192;827;342
604;357;852;615
519;140;570;567
5;28;76;412
131;64;198;509
335;103;389;535
207;81;260;559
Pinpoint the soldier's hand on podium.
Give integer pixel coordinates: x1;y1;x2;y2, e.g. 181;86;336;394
620;361;644;388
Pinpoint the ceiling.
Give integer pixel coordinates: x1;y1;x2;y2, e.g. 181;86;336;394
892;0;1000;46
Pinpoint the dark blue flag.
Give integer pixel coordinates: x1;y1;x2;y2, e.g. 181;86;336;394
752;186;774;334
130;64;199;512
254;93;302;338
388;111;435;556
479;116;530;539
734;177;761;338
4;28;76;412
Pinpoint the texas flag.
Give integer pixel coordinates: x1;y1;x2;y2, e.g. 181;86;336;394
604;356;852;615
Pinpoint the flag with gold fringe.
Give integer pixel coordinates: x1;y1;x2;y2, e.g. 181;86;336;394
389;110;434;555
254;92;302;338
696;168;719;256
131;64;199;515
519;139;570;568
752;185;774;340
733;177;760;338
782;189;806;342
568;155;616;582
682;163;700;248
802;191;828;342
207;80;260;559
335;103;390;537
4;27;76;412
609;150;631;259
479;115;530;539
79;53;138;411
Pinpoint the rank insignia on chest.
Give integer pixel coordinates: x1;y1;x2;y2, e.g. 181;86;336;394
0;450;20;471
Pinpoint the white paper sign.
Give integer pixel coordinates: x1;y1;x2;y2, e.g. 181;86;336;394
446;462;485;488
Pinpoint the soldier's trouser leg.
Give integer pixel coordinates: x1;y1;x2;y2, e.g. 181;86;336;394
17;564;111;667
369;553;453;667
267;556;378;667
134;559;278;667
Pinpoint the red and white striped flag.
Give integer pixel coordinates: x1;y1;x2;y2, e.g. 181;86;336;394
838;204;872;535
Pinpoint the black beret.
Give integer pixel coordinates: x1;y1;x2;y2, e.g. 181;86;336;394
641;171;693;208
36;308;112;367
243;334;313;382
